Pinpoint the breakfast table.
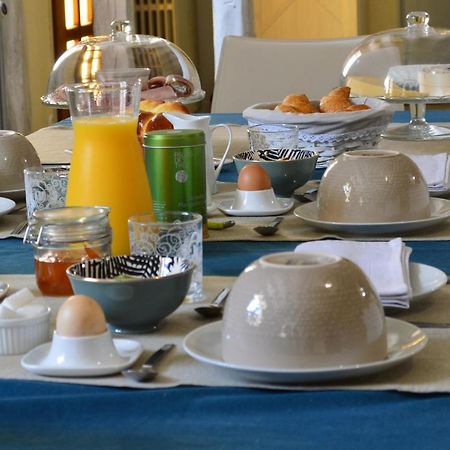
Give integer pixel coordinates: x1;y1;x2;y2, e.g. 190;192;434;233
1;110;450;449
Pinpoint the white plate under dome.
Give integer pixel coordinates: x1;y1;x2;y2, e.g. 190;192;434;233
183;318;427;384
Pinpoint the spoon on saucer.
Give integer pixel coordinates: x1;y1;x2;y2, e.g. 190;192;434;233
253;217;283;236
122;343;175;382
194;288;230;318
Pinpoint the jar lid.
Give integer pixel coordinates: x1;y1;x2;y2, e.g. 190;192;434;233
144;129;205;148
24;206;111;246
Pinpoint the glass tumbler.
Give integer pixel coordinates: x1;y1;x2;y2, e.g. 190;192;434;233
128;211;203;302
247;123;299;152
24;166;69;220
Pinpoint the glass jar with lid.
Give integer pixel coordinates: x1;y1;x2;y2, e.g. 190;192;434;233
24;206;112;296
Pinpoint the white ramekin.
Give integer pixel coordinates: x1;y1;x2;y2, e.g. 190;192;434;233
0;307;51;355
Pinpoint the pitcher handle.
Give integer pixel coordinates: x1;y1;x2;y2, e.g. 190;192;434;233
211;124;233;180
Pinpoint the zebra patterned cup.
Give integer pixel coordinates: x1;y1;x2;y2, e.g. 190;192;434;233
24;166;69;220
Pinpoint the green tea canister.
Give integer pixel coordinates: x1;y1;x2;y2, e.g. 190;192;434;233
143;129;207;223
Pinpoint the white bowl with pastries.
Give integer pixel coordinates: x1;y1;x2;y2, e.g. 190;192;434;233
243;87;393;167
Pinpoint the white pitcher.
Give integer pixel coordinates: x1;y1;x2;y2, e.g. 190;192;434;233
163;112;233;200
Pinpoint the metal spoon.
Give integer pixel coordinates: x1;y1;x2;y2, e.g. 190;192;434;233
194;288;230;318
122;343;175;382
253;217;284;236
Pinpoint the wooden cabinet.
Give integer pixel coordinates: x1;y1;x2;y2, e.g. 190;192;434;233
252;0;402;39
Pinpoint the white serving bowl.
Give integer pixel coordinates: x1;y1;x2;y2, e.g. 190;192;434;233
42;330;126;368
318;150;431;223
0;130;41;192
0;307;51;355
222;252;387;369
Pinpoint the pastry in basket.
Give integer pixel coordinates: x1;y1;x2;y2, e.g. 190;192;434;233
137;99;189;143
319;86;370;113
275;94;319;114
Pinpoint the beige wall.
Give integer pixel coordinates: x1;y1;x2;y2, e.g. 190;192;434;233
22;0;56;131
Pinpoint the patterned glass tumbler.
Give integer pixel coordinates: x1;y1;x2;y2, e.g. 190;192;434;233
128;211;203;302
24;166;69;220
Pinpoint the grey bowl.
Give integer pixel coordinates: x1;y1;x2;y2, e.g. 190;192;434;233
66;254;193;334
233;149;318;197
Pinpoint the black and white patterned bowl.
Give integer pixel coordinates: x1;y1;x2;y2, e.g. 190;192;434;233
233;149;318;197
67;254;193;333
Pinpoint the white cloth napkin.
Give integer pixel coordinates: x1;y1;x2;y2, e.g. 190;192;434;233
295;238;412;308
409;153;450;192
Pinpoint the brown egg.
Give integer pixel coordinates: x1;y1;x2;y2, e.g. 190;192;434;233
237;164;272;191
56;295;107;337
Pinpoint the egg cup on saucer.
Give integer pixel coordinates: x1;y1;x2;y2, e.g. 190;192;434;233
21;295;142;377
218;189;294;217
218;163;294;216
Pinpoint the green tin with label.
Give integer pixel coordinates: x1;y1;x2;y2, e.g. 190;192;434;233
143;129;207;223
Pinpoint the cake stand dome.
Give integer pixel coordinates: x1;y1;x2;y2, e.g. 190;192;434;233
342;11;450;140
42;20;204;109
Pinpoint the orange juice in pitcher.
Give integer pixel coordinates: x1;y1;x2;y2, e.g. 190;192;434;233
66;81;153;255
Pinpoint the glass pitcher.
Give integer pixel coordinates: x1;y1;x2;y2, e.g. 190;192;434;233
65;81;154;255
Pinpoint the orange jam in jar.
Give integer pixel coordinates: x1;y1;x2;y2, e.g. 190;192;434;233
24;207;111;296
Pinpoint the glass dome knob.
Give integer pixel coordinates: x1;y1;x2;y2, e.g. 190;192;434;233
406;11;429;28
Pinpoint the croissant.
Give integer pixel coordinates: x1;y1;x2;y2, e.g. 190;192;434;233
345;104;371;112
319;86;353;113
275;93;319;114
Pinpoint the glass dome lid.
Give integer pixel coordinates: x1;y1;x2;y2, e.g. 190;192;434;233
342;11;450;140
42;20;205;108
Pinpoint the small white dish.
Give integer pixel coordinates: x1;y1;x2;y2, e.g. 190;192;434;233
218;198;294;217
0;189;25;201
294;198;450;234
0;307;51;355
410;262;447;302
21;337;142;377
183;318;427;384
0;197;16;217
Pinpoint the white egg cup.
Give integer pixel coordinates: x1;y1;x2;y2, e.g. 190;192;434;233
42;330;126;368
231;188;281;212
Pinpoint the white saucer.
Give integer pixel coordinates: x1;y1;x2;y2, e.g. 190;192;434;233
294;198;450;234
218;198;294;217
21;338;142;377
183;318;427;384
0;189;25;201
0;197;16;217
410;262;447;302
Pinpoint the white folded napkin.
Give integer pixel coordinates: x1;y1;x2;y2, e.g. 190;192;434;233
295;238;412;308
408;153;450;191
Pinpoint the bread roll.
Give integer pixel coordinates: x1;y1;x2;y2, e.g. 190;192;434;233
140;99;164;112
151;101;189;114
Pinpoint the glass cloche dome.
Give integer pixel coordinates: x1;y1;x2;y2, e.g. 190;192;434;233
42;20;205;108
342;11;450;140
